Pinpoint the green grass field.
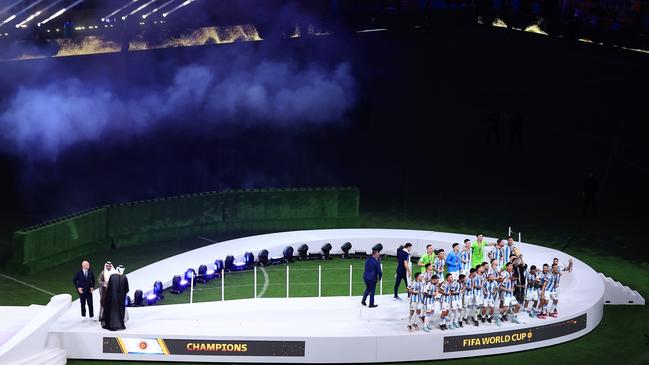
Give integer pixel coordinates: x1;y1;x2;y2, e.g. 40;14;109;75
1;210;648;365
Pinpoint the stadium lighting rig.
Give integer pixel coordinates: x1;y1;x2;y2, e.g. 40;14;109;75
102;0;139;22
162;0;197;18
142;0;174;19
0;0;47;28
37;0;85;27
16;0;65;28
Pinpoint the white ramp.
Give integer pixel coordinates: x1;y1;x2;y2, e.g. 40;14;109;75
599;273;645;305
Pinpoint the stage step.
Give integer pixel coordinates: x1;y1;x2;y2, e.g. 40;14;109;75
7;347;66;365
599;273;645;305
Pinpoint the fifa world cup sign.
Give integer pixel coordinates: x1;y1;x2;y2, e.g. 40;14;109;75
443;314;587;352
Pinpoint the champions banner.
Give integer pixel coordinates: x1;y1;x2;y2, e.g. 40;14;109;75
443;313;587;352
103;337;305;357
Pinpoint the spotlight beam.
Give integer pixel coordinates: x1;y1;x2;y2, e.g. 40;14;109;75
102;0;139;21
141;0;174;19
16;0;66;28
37;0;85;27
0;0;26;17
1;0;47;27
0;14;16;27
128;0;157;17
162;0;197;18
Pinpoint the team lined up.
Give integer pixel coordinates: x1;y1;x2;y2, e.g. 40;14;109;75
400;234;573;331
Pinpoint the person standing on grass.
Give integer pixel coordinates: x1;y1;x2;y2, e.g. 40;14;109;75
394;243;412;301
72;260;95;321
471;233;496;269
417;244;435;273
362;248;382;308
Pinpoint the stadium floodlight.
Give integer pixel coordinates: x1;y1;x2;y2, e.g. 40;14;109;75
128;0;157;18
224;255;235;272
141;0;173;19
146;293;158;305
133;289;144;306
283;246;294;263
321;243;332;260
125;295;132;307
37;0;84;27
147;281;163;304
184;268;196;286
258;249;269;266
153;280;164;298
243;252;254;269
102;0;138;21
1;0;47;28
297;244;309;260
214;259;224;276
170;275;184;294
197;264;209;283
161;0;196;18
341;242;352;258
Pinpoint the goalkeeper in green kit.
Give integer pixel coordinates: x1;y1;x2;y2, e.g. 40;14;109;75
471;233;496;269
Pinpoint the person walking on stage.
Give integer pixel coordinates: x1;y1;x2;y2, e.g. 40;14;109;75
394;243;412;301
102;265;129;331
72;260;96;321
362;248;382;308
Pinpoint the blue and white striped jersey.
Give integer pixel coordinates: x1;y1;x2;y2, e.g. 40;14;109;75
434;257;445;275
460;249;472;272
425;283;440;304
450;281;462;302
472;275;484;297
464;277;474;294
487;266;501;279
501;278;515;298
525;271;540;290
540;272;552;290
503;244;514;264
484;281;499;300
546;272;561;292
408;281;424;303
421;271;433;283
420;282;433;305
500;270;511;281
490;247;505;267
440;281;453;302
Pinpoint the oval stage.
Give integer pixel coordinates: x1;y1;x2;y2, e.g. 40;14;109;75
49;229;605;363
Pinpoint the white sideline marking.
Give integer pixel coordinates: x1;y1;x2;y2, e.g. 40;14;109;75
257;266;269;298
0;273;55;296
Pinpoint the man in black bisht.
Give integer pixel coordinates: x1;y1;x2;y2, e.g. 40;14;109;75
102;265;129;331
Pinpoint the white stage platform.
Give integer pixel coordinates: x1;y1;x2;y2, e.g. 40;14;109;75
51;293;601;363
1;229;618;363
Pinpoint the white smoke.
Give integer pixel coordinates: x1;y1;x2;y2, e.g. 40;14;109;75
0;60;356;160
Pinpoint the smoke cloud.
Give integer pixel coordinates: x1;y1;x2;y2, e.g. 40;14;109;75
0;58;356;160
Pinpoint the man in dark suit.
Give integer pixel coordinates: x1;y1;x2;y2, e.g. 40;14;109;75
362;248;382;308
72;260;96;320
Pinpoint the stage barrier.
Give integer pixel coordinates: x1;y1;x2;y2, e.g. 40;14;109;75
185;263;384;305
10;187;359;272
